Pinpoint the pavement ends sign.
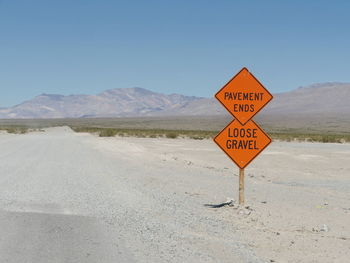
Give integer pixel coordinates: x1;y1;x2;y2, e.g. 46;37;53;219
215;67;273;125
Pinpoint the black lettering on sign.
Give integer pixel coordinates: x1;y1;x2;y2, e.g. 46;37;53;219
224;92;264;101
226;139;259;150
226;127;259;150
232;104;255;112
228;128;258;138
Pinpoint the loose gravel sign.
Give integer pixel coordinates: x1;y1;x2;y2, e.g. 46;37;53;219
214;119;271;169
214;67;273;205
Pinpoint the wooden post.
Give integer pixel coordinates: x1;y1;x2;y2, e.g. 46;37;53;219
239;168;244;205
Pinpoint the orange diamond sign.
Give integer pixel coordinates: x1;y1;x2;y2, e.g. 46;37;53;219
215;67;273;125
214;119;271;169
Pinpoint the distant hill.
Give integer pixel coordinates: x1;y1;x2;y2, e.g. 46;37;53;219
263;82;350;114
0;88;202;118
257;82;350;133
1;83;350;132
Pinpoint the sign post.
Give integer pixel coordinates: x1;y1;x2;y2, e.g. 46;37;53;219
214;67;273;205
239;168;244;205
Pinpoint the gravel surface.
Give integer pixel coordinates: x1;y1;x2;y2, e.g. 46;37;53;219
0;127;349;262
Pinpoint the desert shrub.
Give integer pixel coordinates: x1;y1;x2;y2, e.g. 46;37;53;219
190;136;204;140
19;127;28;134
5;128;17;134
165;132;178;139
99;128;118;137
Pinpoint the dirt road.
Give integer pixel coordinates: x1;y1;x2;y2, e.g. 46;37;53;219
0;127;349;262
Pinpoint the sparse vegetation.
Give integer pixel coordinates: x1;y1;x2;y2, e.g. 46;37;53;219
269;132;350;143
71;127;350;143
0;126;29;134
0;118;350;143
71;126;215;139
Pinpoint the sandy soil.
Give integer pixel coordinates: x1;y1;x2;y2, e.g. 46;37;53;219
0;127;349;262
88;131;350;262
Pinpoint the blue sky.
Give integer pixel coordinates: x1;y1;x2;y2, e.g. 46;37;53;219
0;0;349;107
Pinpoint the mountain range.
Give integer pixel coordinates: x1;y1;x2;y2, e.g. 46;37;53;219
1;83;350;122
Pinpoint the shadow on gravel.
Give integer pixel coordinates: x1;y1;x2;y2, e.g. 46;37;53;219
204;200;234;208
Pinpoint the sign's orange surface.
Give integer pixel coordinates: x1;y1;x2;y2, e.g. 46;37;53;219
215;68;273;125
213;119;271;169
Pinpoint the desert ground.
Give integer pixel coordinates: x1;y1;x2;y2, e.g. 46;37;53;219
0;127;349;262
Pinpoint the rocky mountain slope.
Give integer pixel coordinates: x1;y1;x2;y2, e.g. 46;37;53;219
0;88;201;118
0;83;349;119
263;82;350;115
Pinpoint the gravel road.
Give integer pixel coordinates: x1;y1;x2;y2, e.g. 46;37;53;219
0;127;349;262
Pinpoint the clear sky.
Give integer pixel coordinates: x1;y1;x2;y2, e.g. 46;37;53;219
0;0;349;107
